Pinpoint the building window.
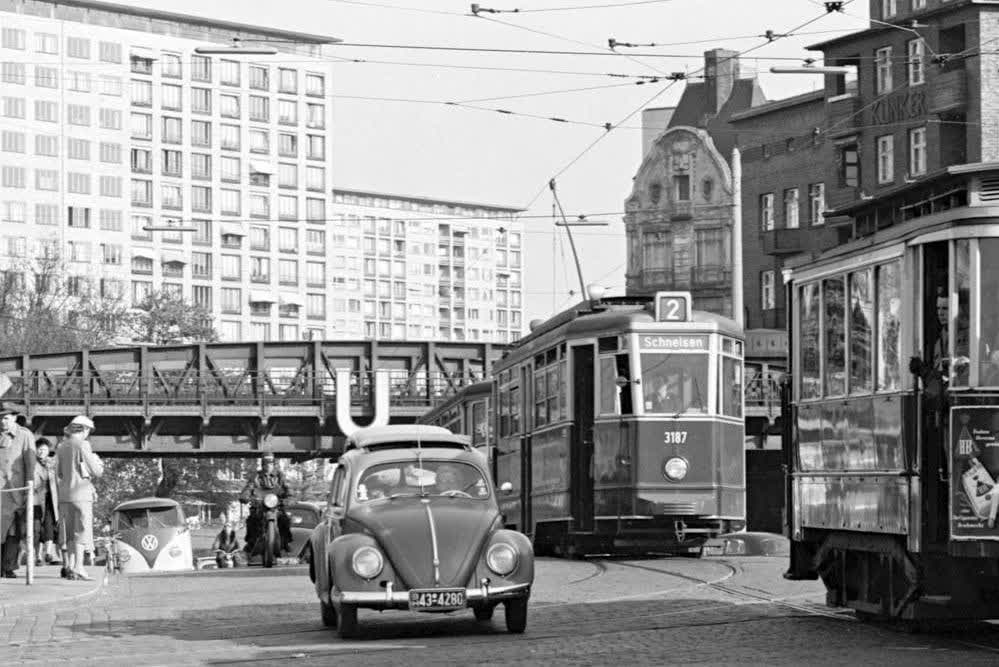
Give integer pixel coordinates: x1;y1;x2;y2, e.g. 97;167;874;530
673;174;690;201
221;156;240;182
278;68;297;93
100;209;123;231
130;52;153;74
99;109;122;129
99;176;122;198
308;135;326;160
279;133;298;157
35;169;58;191
3;203;25;224
4;97;26;119
808;183;825;225
191;87;211;114
193;218;212;244
220;94;240;118
131;215;152;240
192;55;211;82
131;148;152;173
67;172;91;194
760;193;775;231
251;257;271;282
250;194;270;218
279;195;298;220
306;198;325;222
909;127;927;176
221;189;241;215
278;163;298;188
162;184;182;209
913;0;925;7
907;39;924;86
36;33;58;54
875;46;892;95
162;116;182;144
876;134;894;184
250;226;270;250
66;104;90;126
840;143;859;187
221;124;240;150
306;166;325;191
280;227;299;252
192;153;212;180
249;95;269;122
1;62;25;84
100;142;122;164
220;59;240;86
1;130;23;153
131;79;152;105
279;259;298;285
249;65;269;90
306;103;325;129
162;150;183;177
278;100;298;125
66;37;90;59
783;188;799;229
35;66;57;88
221;255;241;280
221;288;241;314
192;186;212;213
2;28;25;50
67;138;90;161
162;84;182;110
881;0;896;18
100;75;122;96
67;70;90;92
131;112;152;139
192;120;211;147
161;52;181;77
67;206;91;228
250;129;270;153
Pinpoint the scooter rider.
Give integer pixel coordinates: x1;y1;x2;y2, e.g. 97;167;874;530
239;452;292;554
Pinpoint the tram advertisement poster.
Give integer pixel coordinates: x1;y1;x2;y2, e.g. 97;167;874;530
950;407;999;539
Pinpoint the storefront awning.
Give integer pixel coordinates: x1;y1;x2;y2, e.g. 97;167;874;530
279;293;305;307
160;250;187;265
131;249;154;260
249;290;277;303
249;161;275;175
220;222;247;237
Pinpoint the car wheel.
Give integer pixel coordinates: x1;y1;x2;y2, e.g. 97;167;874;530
320;600;338;628
337;604;359;639
473;605;495;622
504;598;528;634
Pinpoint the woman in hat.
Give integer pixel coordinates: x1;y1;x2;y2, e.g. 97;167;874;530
55;416;103;581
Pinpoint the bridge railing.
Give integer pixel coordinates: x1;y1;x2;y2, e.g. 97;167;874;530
1;369;487;411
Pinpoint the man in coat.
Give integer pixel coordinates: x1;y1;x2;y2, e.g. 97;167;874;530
56;415;103;581
239;452;291;554
0;405;36;578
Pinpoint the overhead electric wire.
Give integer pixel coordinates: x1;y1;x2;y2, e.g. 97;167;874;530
328;54;663;79
325;0;464;16
513;0;676;12
517;1;856;212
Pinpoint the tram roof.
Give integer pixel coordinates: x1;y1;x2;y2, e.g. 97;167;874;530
502;297;742;364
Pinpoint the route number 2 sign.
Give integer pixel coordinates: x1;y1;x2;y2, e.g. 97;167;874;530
654;291;691;322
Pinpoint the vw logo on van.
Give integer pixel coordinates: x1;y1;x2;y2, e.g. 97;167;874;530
140;534;159;551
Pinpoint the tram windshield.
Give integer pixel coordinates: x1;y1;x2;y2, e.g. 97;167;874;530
640;353;708;414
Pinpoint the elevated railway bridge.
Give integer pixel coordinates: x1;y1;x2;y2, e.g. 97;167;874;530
0;340;504;457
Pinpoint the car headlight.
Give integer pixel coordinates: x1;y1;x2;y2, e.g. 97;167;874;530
263;493;279;509
663;457;689;481
351;546;384;579
486;542;518;576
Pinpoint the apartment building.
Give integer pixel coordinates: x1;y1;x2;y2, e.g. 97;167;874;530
330;189;525;343
0;0;336;342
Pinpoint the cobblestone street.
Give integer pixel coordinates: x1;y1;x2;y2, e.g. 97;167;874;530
3;558;999;665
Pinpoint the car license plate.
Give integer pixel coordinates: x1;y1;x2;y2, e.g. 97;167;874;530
409;588;466;611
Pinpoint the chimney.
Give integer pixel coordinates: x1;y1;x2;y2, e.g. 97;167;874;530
704;48;740;114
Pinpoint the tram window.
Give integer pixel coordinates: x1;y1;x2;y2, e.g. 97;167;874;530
875;261;903;391
799;283;821;399
509;385;521;434
849;269;873;394
980;239;999;386
641;353;707;414
954;239;971;386
823;277;846;396
534;371;548;426
720;356;742;418
471;401;488;445
599;354;633;415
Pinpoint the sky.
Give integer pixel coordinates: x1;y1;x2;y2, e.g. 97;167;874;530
120;0;872;326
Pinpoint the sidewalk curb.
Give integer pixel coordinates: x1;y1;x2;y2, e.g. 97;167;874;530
0;576;105;618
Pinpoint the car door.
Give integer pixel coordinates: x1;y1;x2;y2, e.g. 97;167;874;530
313;463;347;595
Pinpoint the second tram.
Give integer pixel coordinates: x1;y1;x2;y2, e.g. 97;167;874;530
423;292;746;556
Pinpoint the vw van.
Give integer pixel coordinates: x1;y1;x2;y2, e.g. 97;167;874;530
110;497;194;573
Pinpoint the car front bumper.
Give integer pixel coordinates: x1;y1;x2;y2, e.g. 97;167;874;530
332;581;531;609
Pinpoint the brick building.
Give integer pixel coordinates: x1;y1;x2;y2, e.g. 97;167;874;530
624;48;765;317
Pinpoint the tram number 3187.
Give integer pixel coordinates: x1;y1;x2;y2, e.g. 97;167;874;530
663;431;688;445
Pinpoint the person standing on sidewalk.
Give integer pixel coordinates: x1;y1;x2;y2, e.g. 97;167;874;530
55;416;103;581
32;438;59;565
0;405;36;579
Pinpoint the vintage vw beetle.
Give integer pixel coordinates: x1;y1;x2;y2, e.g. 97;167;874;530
307;425;534;638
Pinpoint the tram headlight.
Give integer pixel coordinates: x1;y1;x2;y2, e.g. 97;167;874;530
663;457;689;482
351;546;384;579
486;542;518;576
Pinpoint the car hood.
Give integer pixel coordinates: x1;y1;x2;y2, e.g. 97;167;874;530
350;498;499;589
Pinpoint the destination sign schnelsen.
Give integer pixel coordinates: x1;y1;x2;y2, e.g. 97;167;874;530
639;334;708;351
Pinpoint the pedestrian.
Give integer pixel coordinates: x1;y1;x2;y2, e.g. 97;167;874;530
0;404;36;579
32;438;60;565
55;416;104;581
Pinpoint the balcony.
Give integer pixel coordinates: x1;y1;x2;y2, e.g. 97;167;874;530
690;265;732;288
639;268;675;289
826;94;860;136
760;227;807;256
670;201;693;221
929;68;967;114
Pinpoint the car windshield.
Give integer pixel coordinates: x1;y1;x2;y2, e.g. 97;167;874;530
356;460;490;501
115;506;183;530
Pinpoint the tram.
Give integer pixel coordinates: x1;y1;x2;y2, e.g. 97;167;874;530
423;291;746;556
783;174;999;620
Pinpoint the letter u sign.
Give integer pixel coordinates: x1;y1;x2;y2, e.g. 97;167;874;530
336;369;391;437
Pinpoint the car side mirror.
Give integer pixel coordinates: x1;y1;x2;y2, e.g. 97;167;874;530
499;481;513;494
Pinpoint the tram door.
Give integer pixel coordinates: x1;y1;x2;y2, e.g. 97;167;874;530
571;345;596;532
920;242;950;545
